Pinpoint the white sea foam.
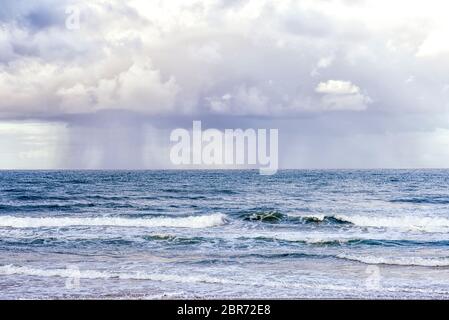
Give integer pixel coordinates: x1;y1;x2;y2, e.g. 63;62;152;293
335;215;449;233
0;264;380;293
337;253;449;267
0;264;353;294
2;264;449;298
290;213;449;232
244;232;360;244
0;214;227;229
0;265;232;284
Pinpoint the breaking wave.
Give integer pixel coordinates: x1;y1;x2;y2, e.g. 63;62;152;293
0;265;232;285
0;214;227;229
333;215;449;233
336;254;449;267
288;214;449;232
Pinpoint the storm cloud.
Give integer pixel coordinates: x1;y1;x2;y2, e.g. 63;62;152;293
0;0;449;168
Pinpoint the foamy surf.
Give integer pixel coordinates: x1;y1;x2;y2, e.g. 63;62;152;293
289;213;449;232
2;264;448;298
0;264;350;291
337;253;449;267
0;265;232;284
335;215;449;233
241;232;365;244
0;214;227;229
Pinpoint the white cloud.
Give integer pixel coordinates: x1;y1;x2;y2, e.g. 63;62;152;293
207;85;269;115
316;80;360;95
416;28;449;57
0;0;447;118
320;92;372;111
0;56;180;116
317;56;334;69
188;42;222;64
315;80;371;111
311;55;334;77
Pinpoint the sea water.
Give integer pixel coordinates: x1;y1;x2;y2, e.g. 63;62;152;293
1;170;449;299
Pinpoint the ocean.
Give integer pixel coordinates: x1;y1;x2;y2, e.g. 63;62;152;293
1;170;449;299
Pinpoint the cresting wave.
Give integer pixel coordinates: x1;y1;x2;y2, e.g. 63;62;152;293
242;211;350;224
1;231;447;248
289;214;449;232
335;215;449;232
336;254;449;267
226;250;449;268
0;214;227;229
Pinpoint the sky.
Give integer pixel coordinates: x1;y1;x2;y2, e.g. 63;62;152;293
0;0;449;169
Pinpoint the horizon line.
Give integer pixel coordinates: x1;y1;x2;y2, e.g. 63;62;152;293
1;168;449;171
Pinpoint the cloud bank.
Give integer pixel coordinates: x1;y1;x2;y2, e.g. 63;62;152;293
1;0;449;168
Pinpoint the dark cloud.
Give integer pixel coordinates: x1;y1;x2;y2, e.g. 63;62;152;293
0;0;69;29
23;7;64;30
1;0;449;168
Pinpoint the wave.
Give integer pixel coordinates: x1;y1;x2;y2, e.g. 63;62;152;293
143;234;208;245
250;235;391;246
228;247;449;267
86;195;128;201
241;211;449;232
0;265;233;285
334;215;449;232
2;264;449;298
242;212;351;225
160;195;208;200
0;264;363;293
390;197;449;205
337;254;449;267
298;215;351;225
0;214;227;229
0;203;96;212
242;211;284;222
0;238;136;247
244;232;449;247
281;214;352;225
2;232;446;249
289;214;449;232
1;188;29;193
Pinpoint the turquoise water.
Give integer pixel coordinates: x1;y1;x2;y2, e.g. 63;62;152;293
1;170;449;299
